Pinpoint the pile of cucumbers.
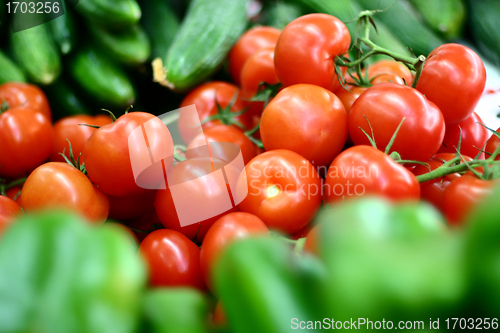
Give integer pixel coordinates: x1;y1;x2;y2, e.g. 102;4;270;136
0;0;499;119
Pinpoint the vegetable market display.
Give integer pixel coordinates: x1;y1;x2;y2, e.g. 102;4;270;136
1;0;500;332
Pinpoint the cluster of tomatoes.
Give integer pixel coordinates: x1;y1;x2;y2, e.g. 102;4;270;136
1;13;500;323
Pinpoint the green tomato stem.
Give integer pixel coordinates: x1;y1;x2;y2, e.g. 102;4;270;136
416;159;483;183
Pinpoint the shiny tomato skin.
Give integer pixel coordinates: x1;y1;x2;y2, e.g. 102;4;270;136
485;127;500;160
236;150;322;234
274;14;350;92
261;84;348;168
20;162;110;224
349;82;445;162
240;46;279;99
0;82;51;120
187;124;257;165
107;190;157;220
50;115;111;162
83;112;174;197
0;195;23;236
155;156;238;242
335;86;367;115
178;82;252;144
443;176;495;226
367;60;413;86
138;229;206;291
200;212;268;290
228;26;281;85
324;145;420;204
416;43;486;124
0;108;54;178
438;112;489;159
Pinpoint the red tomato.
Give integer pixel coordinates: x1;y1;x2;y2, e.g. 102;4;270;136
200;212;268;290
235;149;322;234
155;156;238;242
324;145;420;204
416;43;486;124
83;112;174;197
274;14;350;92
0;107;54;178
138;229;206;290
443;176;495;226
438;112;489;159
5;185;22;203
107;190;157;220
20;162;110;224
261;84;348;168
335;86;367;115
122;209;160;242
367;59;413;86
178;82;253;144
228;26;281;85
187;124;257;165
485;127;500;160
0;195;22;236
303;224;319;255
0;82;51;121
50;115;112;162
349;82;445;162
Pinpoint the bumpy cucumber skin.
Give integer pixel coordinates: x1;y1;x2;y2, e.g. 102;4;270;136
75;0;141;29
88;23;151;66
164;0;250;92
0;49;26;84
409;0;466;40
9;23;61;85
69;47;135;108
141;0;180;60
466;0;500;66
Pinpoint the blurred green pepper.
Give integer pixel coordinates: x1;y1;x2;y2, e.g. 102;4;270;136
0;210;146;333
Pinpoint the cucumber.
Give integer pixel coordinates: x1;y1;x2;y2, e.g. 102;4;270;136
68;47;135;108
409;0;466;40
260;2;308;30
44;77;92;119
9;22;61;85
154;0;250;92
0;48;26;84
355;0;444;56
466;0;500;66
48;1;77;55
88;23;151;66
141;0;180;60
74;0;141;29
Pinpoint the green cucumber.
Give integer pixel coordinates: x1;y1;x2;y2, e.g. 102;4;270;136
88;23;151;66
0;0;6;32
409;0;466;40
141;0;180;60
48;2;77;55
0;48;26;84
9;22;61;85
44;77;92;119
154;0;250;92
68;47;135;108
355;0;444;56
75;0;141;29
466;0;500;66
260;2;308;30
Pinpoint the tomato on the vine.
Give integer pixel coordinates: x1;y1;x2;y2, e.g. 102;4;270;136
274;13;350;92
485;127;500;160
366;59;413;86
348;82;445;162
138;229;206;291
416;43;486;124
0;82;51;121
261;84;348;168
0;195;22;236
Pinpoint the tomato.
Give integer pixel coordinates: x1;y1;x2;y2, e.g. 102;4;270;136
212;301;227;326
20;162;110;224
261;84;348;168
366;59;413;86
335;86;367;115
485;127;500;160
438;112;489;159
0;195;22;236
138;229;206;291
235;149;322;234
83;112;174;197
274;13;350;92
5;185;22;203
200;212;268;290
0;82;51;121
416;43;486;124
122;209;160;242
324;145;420;204
186;124;257;165
303;224;319;255
155;156;239;242
349;82;445;162
107;190;157;220
228;26;281;85
50;115;111;163
0;107;54;178
178;82;253;144
443;176;495;226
